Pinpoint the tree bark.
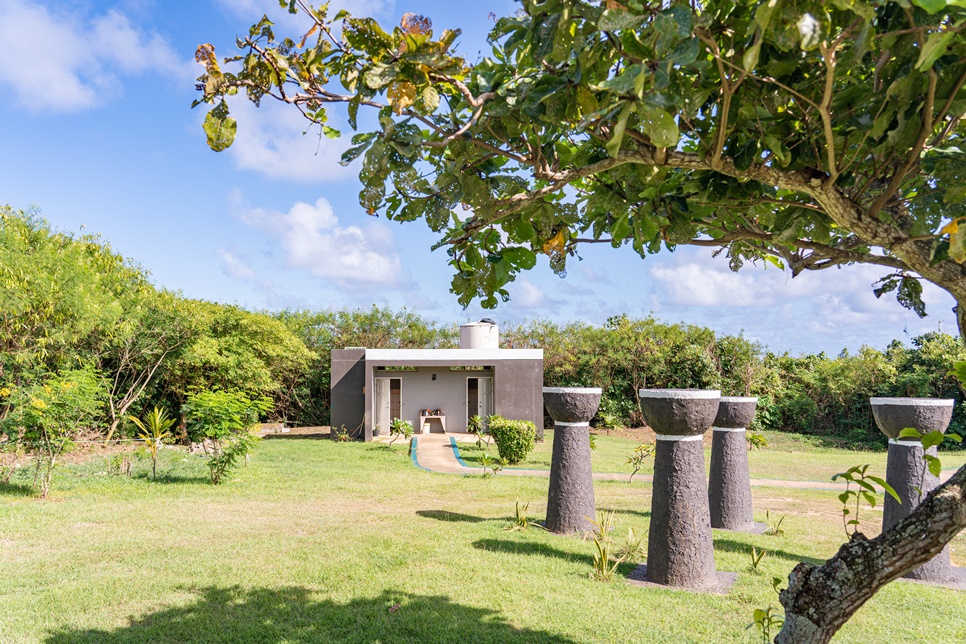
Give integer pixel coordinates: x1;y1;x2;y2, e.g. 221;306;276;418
775;463;966;644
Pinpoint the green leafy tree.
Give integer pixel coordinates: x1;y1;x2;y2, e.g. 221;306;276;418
0;367;105;498
182;390;272;484
196;1;966;640
197;0;966;328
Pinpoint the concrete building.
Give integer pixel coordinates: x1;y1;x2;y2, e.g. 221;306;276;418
330;321;544;441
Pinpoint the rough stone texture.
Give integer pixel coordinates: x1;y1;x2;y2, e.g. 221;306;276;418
869;397;953;439
713;397;758;428
647;438;719;588
884;441;954;582
708;429;761;532
638;390;720;436
542;387;602;423
543;388;600;534
545;421;596;534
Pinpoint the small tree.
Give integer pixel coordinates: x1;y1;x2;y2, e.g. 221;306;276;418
388;417;414;447
182;390;271;484
128;406;176;479
0;367;105;498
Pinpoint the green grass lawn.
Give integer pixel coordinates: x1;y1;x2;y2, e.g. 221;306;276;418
456;430;966;484
1;437;964;643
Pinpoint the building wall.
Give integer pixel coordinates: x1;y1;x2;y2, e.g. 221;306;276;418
330;349;365;438
372;367;490;434
494;358;545;438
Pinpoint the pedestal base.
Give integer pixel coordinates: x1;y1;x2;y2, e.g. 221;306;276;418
628;564;738;594
708;427;755;531
884;440;954;583
545;421;595;534
647;436;719;588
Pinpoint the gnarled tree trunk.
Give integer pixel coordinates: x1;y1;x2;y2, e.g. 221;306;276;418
775;463;966;643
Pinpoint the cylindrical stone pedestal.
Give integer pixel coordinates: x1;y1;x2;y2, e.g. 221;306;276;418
543;387;601;534
708;397;764;533
639;389;721;589
871;397;957;583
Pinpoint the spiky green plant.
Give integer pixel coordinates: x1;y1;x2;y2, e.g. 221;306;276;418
128;407;176;479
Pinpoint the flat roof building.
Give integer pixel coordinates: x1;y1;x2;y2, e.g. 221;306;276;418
330;322;544;441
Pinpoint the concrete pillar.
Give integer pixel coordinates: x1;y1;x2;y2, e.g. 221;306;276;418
708;397;765;533
638;389;721;589
870;397;961;583
543;387;601;534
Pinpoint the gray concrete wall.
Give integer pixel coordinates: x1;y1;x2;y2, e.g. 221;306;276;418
330;349;366;438
495;358;545;436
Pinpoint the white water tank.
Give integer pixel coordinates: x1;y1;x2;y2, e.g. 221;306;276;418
460;320;499;349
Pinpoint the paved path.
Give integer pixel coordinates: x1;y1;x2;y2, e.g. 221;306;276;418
411;434;956;491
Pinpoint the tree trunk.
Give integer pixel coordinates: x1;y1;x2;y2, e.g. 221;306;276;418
775;463;966;643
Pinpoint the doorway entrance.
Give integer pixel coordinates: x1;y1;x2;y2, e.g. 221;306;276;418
467;377;494;425
374;377;401;436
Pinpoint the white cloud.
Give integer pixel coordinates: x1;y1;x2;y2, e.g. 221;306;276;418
222;98;354;183
234;193;404;286
0;1;192;112
217;249;258;281
650;262;769;307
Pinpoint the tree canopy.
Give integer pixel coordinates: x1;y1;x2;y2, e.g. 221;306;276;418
196;0;966;331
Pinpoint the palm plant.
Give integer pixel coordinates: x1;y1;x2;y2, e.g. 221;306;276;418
128;407;175;478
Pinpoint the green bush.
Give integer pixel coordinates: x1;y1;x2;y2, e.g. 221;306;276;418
182;390;272;484
487;416;536;465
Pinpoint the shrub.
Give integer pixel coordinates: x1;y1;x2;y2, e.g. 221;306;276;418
0;367;105;498
182;390;271;484
487;416;536;464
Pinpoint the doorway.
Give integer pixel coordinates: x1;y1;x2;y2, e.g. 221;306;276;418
467;377;494;425
374;377;401;436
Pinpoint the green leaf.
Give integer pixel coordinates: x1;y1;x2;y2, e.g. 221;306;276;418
838;491;851;504
924;454;942;478
897;277;927;318
322;125;341;139
743;41;762;73
364;63;395;89
611;213;631;241
606;102;633;158
422;86;440;112
897;427;922;440
920;430;945;449
916;31;955;71
867;476;901;503
639;107;678;149
599;9;646;32
203;101;237;152
912;0;950;13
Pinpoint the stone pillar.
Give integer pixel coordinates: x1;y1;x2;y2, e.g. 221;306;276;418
543;387;601;534
870;397;961;584
638;389;722;589
708;397;765;533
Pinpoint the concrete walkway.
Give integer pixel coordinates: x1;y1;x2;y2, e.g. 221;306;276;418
412;434;956;491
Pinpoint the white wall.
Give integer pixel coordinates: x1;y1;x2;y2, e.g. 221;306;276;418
373;367;491;433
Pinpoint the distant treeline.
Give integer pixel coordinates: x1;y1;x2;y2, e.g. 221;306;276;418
2;207;963;448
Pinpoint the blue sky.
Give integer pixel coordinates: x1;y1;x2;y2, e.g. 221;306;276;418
0;0;958;355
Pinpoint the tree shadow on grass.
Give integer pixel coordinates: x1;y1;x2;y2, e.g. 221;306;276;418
416;509;493;523
0;481;34;497
713;537;825;566
45;586;574;644
473;538;595;567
